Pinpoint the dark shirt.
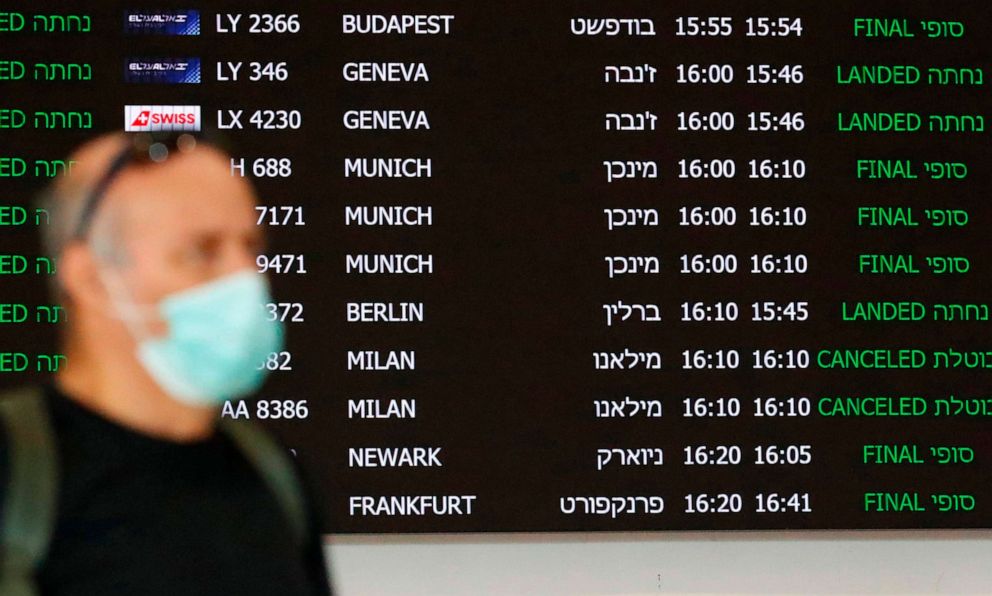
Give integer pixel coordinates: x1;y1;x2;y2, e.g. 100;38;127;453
0;383;332;596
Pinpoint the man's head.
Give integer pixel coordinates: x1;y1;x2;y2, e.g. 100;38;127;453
37;131;276;411
41;132;263;316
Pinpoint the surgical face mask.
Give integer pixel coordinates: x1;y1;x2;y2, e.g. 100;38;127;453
100;267;285;406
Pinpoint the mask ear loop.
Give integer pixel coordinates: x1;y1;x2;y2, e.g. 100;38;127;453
95;266;159;342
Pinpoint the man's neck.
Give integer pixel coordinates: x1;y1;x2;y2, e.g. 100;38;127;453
56;340;218;443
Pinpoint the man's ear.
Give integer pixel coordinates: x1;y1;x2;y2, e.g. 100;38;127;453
59;243;112;311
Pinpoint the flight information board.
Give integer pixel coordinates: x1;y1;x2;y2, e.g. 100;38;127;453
1;1;991;533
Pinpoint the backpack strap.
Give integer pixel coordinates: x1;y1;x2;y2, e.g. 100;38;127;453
0;385;59;596
218;418;307;549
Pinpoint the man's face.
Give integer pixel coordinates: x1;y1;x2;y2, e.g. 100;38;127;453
100;146;264;321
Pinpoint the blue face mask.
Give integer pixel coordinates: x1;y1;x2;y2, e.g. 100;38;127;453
102;268;284;406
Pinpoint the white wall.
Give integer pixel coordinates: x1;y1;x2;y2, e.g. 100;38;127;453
325;531;992;595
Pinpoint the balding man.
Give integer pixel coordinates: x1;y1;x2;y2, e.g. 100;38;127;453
0;132;332;595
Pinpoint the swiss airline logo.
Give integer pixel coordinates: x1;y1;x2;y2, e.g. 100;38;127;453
124;105;201;131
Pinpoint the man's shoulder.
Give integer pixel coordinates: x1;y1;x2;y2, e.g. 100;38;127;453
0;385;25;518
0;383;46;401
0;382;52;439
0;383;44;445
0;383;58;508
0;401;7;502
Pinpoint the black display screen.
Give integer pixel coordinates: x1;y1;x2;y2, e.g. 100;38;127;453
1;1;990;533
